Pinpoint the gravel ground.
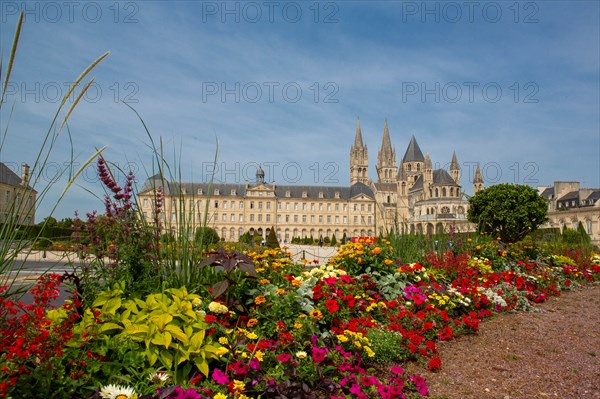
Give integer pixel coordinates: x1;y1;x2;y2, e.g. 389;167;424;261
405;282;600;399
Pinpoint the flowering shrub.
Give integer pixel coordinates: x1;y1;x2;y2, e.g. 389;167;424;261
1;234;599;398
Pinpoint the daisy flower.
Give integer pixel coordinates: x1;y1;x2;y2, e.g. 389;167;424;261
99;384;138;399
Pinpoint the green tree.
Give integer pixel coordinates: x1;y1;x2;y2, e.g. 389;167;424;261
266;226;280;249
341;232;347;244
330;234;337;246
577;221;591;244
195;226;220;246
467;183;548;243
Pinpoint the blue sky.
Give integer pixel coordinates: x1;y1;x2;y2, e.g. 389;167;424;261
0;1;598;221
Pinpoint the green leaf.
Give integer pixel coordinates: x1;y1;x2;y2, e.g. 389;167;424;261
194;357;209;377
151;313;173;330
159;349;173;369
165;325;189;345
98;322;123;334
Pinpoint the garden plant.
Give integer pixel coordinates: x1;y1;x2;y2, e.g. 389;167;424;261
2;12;600;399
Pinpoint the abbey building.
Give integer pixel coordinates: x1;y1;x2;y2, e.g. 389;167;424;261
138;119;483;242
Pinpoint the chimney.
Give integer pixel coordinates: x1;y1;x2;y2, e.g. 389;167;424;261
21;163;30;187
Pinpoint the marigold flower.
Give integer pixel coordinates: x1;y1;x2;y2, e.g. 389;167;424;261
233;380;246;391
276;288;286;295
247;318;258;327
309;309;323;320
259;279;270;284
254;296;266;305
214;394;228;399
294;322;303;329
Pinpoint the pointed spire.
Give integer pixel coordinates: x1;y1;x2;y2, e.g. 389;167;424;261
474;164;484;183
381;119;392;151
450;151;460;170
354;117;364;148
402;135;425;163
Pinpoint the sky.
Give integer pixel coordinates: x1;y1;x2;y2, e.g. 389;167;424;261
0;0;598;222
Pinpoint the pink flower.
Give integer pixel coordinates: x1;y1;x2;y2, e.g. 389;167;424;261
211;368;229;385
312;347;328;363
390;366;404;375
276;353;291;363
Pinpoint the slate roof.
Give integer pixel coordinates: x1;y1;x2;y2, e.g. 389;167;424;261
0;162;35;191
433;169;459;186
539;187;554;200
402;136;425;163
558;191;579;202
139;178;375;200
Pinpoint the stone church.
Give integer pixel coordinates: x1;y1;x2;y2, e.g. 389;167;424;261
138;119;483;241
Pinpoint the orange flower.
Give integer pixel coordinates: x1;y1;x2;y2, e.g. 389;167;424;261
371;247;382;255
384;259;394;265
255;295;266;305
309;309;323;320
247;318;259;327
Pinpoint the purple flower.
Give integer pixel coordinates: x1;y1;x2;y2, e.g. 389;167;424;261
167;386;202;399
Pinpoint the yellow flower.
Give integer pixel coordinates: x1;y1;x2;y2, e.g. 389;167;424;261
337;334;348;342
215;346;229;357
233;380;245;391
384;259;394;265
259;279;270;284
254;296;266;305
296;351;307;359
371;247;382;255
294;322;303;329
245;332;258;340
254;350;264;361
309;309;323;320
214;394;227;399
218;337;228;345
247;318;258;327
276;288;286;295
208;301;229;314
291;278;303;287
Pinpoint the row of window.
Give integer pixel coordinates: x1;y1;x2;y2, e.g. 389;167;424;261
146;211;373;226
142;198;373;213
183;188;344;199
214;227;372;241
3;190;33;206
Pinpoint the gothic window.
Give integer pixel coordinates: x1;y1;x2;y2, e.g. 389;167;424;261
407;164;412;172
435;188;439;197
457;206;465;214
442;188;447;197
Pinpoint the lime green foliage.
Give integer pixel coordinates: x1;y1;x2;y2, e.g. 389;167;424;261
365;328;409;364
82;283;223;382
468;184;548;243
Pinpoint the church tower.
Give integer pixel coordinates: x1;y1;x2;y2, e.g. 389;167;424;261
473;164;484;194
350;118;369;185
423;152;433;200
400;136;425;185
450;151;460;184
376;119;397;184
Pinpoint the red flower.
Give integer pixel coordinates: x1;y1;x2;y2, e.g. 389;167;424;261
428;356;442;371
326;299;339;314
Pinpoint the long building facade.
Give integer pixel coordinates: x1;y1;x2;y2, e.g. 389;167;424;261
138;119;482;242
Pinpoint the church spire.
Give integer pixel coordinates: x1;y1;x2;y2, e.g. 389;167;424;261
450;151;460;183
350;117;368;185
377;119;396;184
473;164;484;194
354;117;364;148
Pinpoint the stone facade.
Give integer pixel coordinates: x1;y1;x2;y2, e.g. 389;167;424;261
0;162;36;225
539;181;600;245
138;119;482;241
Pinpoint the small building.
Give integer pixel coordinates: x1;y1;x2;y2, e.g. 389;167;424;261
0;162;36;225
539;181;600;245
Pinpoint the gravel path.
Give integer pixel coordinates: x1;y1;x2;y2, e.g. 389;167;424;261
406;282;600;399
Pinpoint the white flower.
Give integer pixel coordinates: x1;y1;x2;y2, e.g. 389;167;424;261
296;351;307;359
99;384;138;399
148;371;170;385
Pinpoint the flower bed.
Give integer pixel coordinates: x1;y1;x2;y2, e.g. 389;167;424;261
1;238;599;399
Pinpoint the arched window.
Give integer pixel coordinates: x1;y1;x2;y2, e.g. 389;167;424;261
417;163;421;171
407;164;412;172
435;188;439;197
450;187;454;196
442;188;447;197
